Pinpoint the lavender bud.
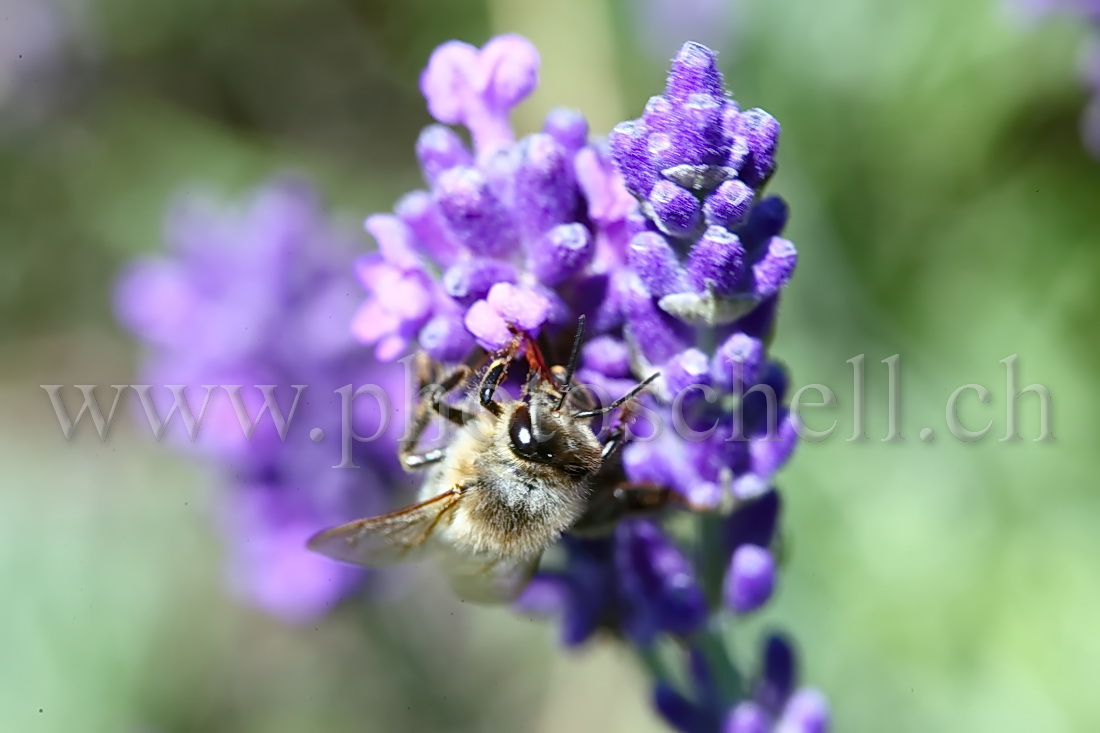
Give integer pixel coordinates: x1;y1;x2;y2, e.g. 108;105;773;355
738;195;789;251
628;230;688;298
724;544;776;613
643;93;676;131
363;214;421;271
479;34;540;111
712;332;764;392
464;299;511;350
725;702;770;733
648;180;702;237
580;335;631;378
664;347;712;396
418;313;474;362
486;282;551;332
751;237;797;298
659;93;726;172
705;179;754;229
748;411;799;479
543;107;589;153
775;689;830;733
724;489;782;557
734;108;781;186
655;685;701;733
442;257;517;306
514;133;579;240
687;226;745;296
757;634;798;712
415;124;473;183
610;120;657;197
529;222;592;286
419;41;479;124
395;190;463;266
616;521;707;643
435;167;519;256
665;41;724;102
622;278;694;365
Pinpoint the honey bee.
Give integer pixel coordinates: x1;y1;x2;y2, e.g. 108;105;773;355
307;317;678;603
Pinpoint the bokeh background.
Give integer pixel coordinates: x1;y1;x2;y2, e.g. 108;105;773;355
2;0;1096;730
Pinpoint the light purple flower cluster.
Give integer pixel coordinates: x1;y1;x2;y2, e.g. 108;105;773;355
352;36;825;731
352;34;635;363
115;179;405;622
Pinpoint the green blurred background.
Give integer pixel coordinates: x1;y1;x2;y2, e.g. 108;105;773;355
2;0;1096;730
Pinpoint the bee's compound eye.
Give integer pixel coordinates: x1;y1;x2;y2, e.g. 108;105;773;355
508;404;556;463
509;404;536;451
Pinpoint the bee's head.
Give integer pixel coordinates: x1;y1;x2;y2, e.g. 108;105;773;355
505;393;601;478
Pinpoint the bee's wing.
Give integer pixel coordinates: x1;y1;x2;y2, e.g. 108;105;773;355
307;487;464;567
440;552;540;605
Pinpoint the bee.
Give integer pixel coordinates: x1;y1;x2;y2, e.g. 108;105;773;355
307;316;678;603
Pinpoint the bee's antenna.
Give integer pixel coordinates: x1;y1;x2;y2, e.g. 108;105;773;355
573;371;659;420
556;315;586;410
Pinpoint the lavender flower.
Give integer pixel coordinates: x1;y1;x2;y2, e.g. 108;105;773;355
517;521;708;647
115;178;405;622
111;34;826;729
353;34;635;363
351;35;826;731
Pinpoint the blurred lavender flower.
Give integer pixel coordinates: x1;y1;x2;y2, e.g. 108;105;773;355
115;178;405;622
354;35;824;730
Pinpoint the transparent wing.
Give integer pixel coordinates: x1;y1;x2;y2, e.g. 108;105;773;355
440;552;540;605
307;487;464;567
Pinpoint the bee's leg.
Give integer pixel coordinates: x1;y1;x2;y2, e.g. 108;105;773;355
399;357;473;472
401;447;447;470
570;482;687;535
477;359;507;416
399;402;448;471
477;333;523;416
600;421;630;461
597;405;649;460
427;363;475;427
